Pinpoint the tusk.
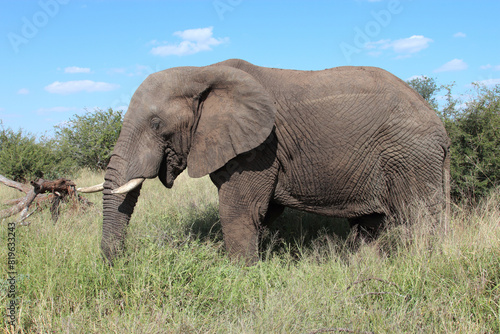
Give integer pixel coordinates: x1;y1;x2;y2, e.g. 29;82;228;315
111;178;145;194
78;183;104;193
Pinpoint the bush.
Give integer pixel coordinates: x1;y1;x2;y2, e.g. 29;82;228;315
55;108;123;171
408;77;500;201
406;75;440;111
448;84;500;200
0;123;73;182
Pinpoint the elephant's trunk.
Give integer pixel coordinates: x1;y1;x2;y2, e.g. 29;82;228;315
101;155;142;264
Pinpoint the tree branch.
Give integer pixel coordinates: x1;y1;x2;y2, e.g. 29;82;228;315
0;174;31;193
0;188;38;220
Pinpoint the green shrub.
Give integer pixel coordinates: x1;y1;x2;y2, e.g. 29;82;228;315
0;123;73;181
408;77;500;201
54;108;123;171
449;84;500;200
406;75;440;111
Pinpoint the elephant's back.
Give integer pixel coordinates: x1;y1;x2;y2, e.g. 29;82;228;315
217;59;448;160
224;60;438;123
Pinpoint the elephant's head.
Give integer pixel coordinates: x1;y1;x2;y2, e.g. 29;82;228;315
96;65;277;263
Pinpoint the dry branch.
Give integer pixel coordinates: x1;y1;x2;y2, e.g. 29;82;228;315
0;174;93;224
0;174;31;193
0;188;38;220
3;193;53;206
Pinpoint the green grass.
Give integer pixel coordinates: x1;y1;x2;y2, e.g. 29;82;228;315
1;170;499;333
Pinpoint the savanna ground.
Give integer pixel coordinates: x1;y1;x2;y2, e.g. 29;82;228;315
1;170;499;333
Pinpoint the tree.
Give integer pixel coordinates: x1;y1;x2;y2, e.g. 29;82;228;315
0;122;72;181
406;76;440;111
55;108;123;171
449;84;500;200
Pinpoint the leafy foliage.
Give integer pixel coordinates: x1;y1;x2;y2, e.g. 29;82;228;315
406;76;440;110
448;84;500;199
0;123;73;181
408;76;500;201
55;108;123;171
0;108;122;181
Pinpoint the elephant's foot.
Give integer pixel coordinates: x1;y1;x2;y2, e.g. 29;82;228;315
221;218;260;265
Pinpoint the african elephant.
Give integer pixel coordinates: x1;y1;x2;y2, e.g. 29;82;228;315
80;59;450;264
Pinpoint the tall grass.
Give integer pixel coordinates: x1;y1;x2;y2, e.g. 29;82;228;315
1;170;499;333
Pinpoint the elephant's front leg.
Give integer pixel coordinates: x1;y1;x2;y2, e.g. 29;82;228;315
211;147;279;264
218;199;262;264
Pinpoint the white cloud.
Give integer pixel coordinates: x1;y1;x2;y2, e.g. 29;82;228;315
64;66;91;74
365;39;391;50
366;35;432;57
17;88;29;95
392;35;433;54
434;59;468;73
45;80;120;94
475;78;500;87
151;27;228;56
480;64;500;71
453;32;466;38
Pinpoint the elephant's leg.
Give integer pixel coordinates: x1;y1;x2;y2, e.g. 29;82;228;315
348;213;386;241
210;147;279;264
217;199;262;264
217;187;278;264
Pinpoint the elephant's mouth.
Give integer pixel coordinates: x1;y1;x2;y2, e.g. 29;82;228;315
159;146;186;189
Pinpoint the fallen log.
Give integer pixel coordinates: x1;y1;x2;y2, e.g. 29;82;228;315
0;174;93;225
0;174;31;193
0;188;38;221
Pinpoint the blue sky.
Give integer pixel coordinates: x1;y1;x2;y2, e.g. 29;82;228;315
1;0;499;136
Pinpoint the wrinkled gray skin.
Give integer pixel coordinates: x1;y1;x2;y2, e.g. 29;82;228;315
102;59;450;264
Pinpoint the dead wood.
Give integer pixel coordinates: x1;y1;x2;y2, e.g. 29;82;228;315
0;174;31;193
0;188;38;220
0;174;93;224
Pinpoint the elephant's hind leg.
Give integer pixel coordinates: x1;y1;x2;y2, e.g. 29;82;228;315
348;213;386;241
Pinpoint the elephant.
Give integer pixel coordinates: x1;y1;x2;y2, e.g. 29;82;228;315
80;59;450;265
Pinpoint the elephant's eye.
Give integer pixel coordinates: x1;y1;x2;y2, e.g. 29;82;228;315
150;118;162;131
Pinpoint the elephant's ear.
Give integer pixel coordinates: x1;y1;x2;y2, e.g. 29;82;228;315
187;66;276;178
